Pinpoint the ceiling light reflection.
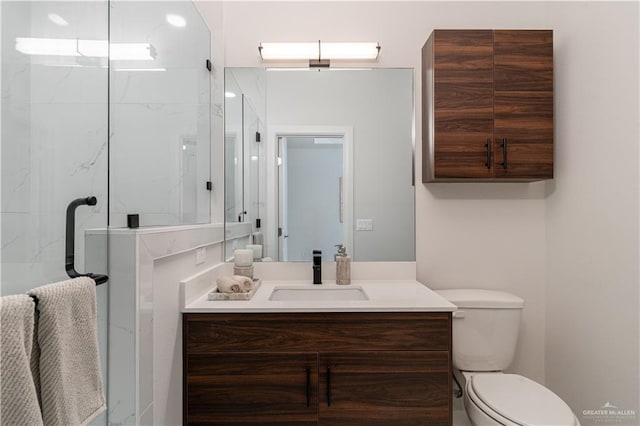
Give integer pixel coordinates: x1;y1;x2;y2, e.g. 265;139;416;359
166;14;186;28
15;37;156;61
48;13;69;27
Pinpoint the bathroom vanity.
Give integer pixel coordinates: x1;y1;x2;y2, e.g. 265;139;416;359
182;280;455;425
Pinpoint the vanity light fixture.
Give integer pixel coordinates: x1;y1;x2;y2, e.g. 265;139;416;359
224;91;237;98
258;41;380;67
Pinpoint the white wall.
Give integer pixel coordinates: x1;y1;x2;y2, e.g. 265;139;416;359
220;2;640;422
544;2;639;422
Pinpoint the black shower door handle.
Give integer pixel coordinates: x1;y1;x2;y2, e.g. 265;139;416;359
65;196;109;285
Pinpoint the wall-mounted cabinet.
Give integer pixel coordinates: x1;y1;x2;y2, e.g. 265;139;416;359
422;30;554;182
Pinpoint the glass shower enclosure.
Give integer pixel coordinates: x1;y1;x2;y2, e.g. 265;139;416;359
1;1;211;424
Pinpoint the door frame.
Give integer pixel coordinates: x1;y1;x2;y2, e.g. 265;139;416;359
266;125;354;261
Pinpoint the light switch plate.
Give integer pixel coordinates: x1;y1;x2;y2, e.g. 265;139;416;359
196;247;206;265
356;219;373;231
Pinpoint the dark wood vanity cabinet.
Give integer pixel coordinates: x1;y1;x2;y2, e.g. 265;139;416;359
185;352;319;425
183;312;452;425
318;351;450;425
422;29;554;182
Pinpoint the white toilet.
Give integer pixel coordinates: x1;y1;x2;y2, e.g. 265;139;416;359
436;289;580;426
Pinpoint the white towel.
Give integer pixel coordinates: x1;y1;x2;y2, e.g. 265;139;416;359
28;277;106;426
216;276;242;294
232;275;254;292
0;294;44;426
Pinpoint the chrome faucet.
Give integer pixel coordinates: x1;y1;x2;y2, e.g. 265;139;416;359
312;250;322;284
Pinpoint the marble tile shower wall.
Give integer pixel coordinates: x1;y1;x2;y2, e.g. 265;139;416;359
1;1;109;295
108;0;211;228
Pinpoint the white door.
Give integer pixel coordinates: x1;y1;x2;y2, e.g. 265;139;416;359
279;136;344;262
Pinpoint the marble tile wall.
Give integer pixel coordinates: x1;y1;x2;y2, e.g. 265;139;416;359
87;224;225;425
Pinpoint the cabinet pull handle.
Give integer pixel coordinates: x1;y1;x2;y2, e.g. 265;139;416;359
306;367;311;407
501;138;508;169
485;138;491;169
326;366;332;407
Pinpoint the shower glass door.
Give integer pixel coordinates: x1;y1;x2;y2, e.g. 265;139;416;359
1;1;110;425
1;0;109;297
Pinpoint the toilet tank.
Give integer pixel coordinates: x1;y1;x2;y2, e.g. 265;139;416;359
436;289;524;372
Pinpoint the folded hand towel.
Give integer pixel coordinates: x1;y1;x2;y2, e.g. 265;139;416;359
232;275;254;292
28;277;106;426
216;276;242;294
0;294;44;426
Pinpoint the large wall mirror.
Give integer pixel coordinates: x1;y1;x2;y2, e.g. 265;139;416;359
224;68;415;262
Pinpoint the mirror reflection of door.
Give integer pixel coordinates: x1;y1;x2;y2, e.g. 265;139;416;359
278;136;344;261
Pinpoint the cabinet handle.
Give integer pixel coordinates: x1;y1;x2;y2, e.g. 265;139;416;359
326;366;332;407
306;367;311;407
501;138;508;169
485;138;491;169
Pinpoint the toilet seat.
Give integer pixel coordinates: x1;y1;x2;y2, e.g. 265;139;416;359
466;374;577;426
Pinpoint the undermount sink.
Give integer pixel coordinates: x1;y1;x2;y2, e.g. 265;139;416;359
269;285;369;301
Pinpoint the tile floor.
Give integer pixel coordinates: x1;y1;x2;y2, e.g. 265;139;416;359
453;409;472;426
453;395;472;426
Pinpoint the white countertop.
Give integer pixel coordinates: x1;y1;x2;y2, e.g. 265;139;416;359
182;280;457;313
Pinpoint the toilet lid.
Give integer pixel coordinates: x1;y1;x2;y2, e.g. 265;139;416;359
470;374;576;426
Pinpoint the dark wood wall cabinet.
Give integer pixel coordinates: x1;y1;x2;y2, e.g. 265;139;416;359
183;312;452;425
422;29;554;182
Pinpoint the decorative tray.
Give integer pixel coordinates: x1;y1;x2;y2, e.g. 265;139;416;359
208;278;261;301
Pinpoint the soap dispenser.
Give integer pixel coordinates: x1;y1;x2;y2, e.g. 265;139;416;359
334;244;351;285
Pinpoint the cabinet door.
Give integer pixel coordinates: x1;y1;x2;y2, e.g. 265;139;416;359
184;352;318;425
493;30;554;179
433;30;494;179
318;351;450;426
